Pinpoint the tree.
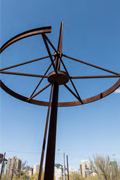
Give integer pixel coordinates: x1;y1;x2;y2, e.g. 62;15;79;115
69;173;84;180
12;160;31;180
13;170;29;180
89;155;120;180
86;174;98;180
31;172;39;180
31;172;45;180
1;174;10;180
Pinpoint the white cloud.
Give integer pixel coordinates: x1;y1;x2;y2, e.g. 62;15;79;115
115;88;120;93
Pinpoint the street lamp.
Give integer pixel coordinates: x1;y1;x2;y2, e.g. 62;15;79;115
58;149;65;180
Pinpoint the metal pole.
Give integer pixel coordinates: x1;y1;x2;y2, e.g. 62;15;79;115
44;82;59;180
66;155;69;180
0;153;6;180
43;22;63;180
63;153;65;180
38;86;53;180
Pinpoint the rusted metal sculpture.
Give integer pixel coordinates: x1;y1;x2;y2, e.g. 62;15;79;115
0;22;120;180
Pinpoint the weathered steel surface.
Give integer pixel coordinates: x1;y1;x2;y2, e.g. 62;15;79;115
1;78;120;107
0;23;120;107
63;54;120;75
48;71;69;85
44;82;59;180
38;85;53;180
43;22;63;180
0;26;51;53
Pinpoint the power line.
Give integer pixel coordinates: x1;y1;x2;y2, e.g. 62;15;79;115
3;150;40;154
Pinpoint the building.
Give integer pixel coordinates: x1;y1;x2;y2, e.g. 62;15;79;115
79;160;91;178
27;168;33;177
54;166;62;180
85;168;92;177
6;156;21;176
0;153;8;175
69;168;77;175
33;164;39;174
0;161;8;175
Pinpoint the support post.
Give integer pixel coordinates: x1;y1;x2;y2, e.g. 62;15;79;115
38;86;53;180
66;155;69;180
43;22;63;180
63;153;65;180
44;82;59;180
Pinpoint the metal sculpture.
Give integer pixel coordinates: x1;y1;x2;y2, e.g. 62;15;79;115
0;22;120;180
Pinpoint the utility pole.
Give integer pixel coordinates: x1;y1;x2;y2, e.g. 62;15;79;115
63;152;65;180
58;149;66;180
66;155;69;180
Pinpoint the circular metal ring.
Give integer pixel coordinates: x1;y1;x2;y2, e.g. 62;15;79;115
0;26;120;107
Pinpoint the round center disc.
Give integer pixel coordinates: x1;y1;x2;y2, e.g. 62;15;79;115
48;71;69;85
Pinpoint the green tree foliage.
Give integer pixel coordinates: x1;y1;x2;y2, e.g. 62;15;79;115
31;172;39;180
1;174;11;180
31;172;44;180
13;170;29;180
69;173;83;180
86;174;98;180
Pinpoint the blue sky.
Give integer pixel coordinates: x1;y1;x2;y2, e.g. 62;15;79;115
0;0;120;171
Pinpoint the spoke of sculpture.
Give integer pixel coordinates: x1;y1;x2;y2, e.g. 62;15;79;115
29;62;54;99
44;34;57;53
64;84;82;102
55;22;63;71
38;85;53;180
28;83;51;101
0;55;52;71
60;58;83;104
0;71;48;78
42;34;57;74
57;22;63;52
71;74;120;79
63;54;119;75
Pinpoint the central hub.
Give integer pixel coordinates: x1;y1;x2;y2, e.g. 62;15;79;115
48;71;69;85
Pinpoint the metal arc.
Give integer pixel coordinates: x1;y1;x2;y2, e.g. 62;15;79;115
0;26;51;53
1;79;120;107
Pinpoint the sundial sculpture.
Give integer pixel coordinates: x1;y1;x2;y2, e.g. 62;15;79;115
0;22;120;180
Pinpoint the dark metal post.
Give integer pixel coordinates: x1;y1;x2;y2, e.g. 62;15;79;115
44;22;63;180
66;155;69;180
0;153;6;180
38;86;53;180
44;82;59;180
